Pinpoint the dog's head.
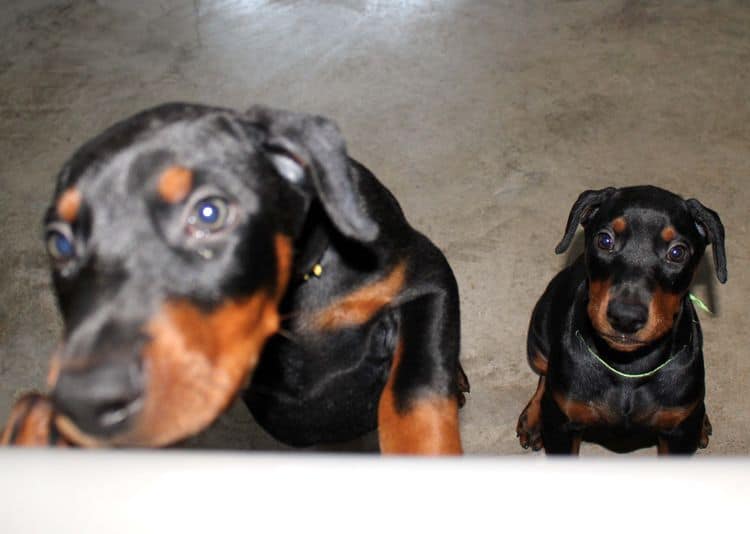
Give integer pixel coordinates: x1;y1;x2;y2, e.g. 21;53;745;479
43;103;378;446
555;185;726;352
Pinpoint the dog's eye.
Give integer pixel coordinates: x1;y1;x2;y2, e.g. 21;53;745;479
667;244;689;263
186;197;230;236
46;228;76;262
596;231;615;251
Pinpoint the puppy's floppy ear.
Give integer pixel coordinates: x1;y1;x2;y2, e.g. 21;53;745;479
245;105;378;243
686;198;727;283
555;187;616;254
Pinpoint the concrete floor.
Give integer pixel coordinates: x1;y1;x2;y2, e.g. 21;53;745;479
0;0;748;455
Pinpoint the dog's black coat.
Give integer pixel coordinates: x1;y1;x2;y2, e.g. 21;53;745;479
517;186;726;454
22;103;466;449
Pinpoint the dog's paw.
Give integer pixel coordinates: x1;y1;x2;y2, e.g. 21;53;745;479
699;413;712;449
1;393;69;447
516;401;543;451
456;365;470;409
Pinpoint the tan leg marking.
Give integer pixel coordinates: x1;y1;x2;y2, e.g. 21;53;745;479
517;375;545;451
552;389;615;426
634;399;701;432
378;341;462;455
528;350;548;375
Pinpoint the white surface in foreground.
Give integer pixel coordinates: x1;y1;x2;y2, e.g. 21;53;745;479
0;450;747;533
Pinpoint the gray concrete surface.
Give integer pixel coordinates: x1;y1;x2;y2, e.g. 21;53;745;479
0;0;748;455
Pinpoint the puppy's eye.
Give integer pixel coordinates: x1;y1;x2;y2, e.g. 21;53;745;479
596;231;615;251
46;228;76;262
667;244;689;263
186;197;231;236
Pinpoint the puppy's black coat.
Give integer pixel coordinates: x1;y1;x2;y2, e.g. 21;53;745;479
517;186;726;455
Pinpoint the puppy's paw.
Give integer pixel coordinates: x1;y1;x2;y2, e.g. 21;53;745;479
699;413;712;449
456;364;470;408
1;393;69;447
516;401;543;451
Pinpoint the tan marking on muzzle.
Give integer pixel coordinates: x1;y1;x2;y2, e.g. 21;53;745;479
638;287;682;345
587;278;613;334
55;235;293;447
588;277;683;351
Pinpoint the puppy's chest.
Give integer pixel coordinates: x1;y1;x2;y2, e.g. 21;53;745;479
559;381;697;432
601;386;663;427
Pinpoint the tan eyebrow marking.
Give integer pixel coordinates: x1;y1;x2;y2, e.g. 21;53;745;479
661;226;676;242
56;188;82;223
157;166;193;204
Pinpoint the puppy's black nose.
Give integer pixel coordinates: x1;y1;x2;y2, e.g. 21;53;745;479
52;360;143;437
606;300;648;334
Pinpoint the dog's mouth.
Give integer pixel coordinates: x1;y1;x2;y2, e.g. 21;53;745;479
597;331;649;351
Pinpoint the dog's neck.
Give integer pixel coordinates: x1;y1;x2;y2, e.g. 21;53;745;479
581;297;694;377
292;207;330;285
290;200;381;288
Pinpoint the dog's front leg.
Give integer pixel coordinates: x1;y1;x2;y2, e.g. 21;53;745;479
377;291;463;455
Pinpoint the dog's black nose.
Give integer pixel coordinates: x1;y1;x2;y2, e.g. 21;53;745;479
52;360;143;437
606;300;648;334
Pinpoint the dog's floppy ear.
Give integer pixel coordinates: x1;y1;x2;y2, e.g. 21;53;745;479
555;187;616;254
686;198;727;283
245;105;378;243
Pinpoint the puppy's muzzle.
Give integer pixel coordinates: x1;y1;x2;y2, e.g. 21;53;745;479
52;359;144;438
606;299;649;334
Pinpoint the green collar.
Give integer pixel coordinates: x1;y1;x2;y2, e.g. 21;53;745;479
689;293;712;315
576;292;711;379
575;330;680;379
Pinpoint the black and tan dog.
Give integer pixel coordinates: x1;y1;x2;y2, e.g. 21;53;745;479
1;103;468;454
517;186;726;455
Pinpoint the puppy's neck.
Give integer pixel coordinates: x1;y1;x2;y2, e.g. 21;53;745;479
585;301;693;376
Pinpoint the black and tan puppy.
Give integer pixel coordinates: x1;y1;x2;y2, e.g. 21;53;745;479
1;103;468;454
517;186;726;455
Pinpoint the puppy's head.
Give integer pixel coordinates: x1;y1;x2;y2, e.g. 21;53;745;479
44;103;378;446
556;185;726;352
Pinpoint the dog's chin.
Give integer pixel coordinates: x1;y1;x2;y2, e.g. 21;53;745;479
598;332;648;352
54;414;171;448
54;411;159;448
